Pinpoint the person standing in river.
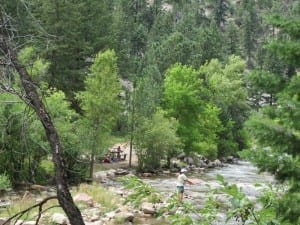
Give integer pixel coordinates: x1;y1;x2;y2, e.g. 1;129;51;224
176;168;194;202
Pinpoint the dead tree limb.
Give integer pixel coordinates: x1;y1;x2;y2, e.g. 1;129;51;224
3;196;57;225
0;35;85;225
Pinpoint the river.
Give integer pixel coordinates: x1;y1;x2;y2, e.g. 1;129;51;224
141;160;275;224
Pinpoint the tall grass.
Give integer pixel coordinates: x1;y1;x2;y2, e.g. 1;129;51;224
73;183;119;212
0;182;119;224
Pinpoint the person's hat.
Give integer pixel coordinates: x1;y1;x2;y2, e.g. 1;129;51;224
180;168;188;173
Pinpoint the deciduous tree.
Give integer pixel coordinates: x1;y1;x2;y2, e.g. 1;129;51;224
163;63;222;158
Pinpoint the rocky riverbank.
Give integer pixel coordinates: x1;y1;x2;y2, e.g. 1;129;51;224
0;148;240;225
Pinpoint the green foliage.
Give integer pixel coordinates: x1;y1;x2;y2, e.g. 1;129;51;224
192;22;225;67
224;21;242;56
278;190;300;224
135;63;163;118
167;206;194;225
266;11;300;67
43;89;88;183
134;109;181;171
237;0;261;68
0;46;87;184
18;46;50;81
156;32;194;72
77;49;121;127
158;185;218;225
120;176;199;225
3;3;300;222
244;74;300;217
76;49;122;176
198;193;219;225
39;159;54;177
217;174;292;225
163;63;222;158
217;174;255;223
76;183;118;212
207;0;231;28
26;0;110;102
0;173;12;191
0;93;36;185
200;56;249;156
118;175;162;208
246;69;284;108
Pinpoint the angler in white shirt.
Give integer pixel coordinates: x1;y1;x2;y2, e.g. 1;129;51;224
176;168;194;202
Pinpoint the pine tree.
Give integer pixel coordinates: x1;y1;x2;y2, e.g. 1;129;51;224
245;2;300;223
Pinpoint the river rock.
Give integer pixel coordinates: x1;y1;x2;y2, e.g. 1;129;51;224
105;211;116;219
82;207;101;218
115;212;134;222
29;184;48;191
170;159;181;169
141;173;153;177
51;213;68;225
22;221;36;225
93;170;116;182
90;215;100;222
195;159;207;168
141;202;156;214
213;159;222;167
115;168;129;175
224;156;235;163
177;152;186;160
0;200;10;208
73;192;94;207
15;220;24;225
162;170;171;175
84;221;102;225
185;156;194;165
170;167;180;173
207;161;215;168
0;218;9;225
106;169;116;177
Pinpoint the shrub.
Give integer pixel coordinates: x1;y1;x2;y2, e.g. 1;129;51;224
0;173;11;190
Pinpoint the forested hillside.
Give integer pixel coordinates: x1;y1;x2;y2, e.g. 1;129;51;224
0;0;299;224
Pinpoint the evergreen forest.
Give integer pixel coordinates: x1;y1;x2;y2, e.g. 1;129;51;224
0;0;299;224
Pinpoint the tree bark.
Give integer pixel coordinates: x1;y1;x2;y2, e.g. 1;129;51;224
0;35;85;225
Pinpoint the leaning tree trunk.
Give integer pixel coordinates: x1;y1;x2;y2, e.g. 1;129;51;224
0;35;85;225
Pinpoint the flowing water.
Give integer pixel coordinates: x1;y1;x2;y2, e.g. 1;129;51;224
142;160;276;224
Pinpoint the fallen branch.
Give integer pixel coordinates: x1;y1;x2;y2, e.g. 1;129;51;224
3;196;58;225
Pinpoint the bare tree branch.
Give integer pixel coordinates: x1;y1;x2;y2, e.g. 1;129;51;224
0;82;31;104
3;196;57;225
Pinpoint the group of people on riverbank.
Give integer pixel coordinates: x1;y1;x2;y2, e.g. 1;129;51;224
102;146;127;163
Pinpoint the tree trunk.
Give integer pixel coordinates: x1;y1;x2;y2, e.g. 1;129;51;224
89;151;94;179
0;35;85;225
129;84;136;167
